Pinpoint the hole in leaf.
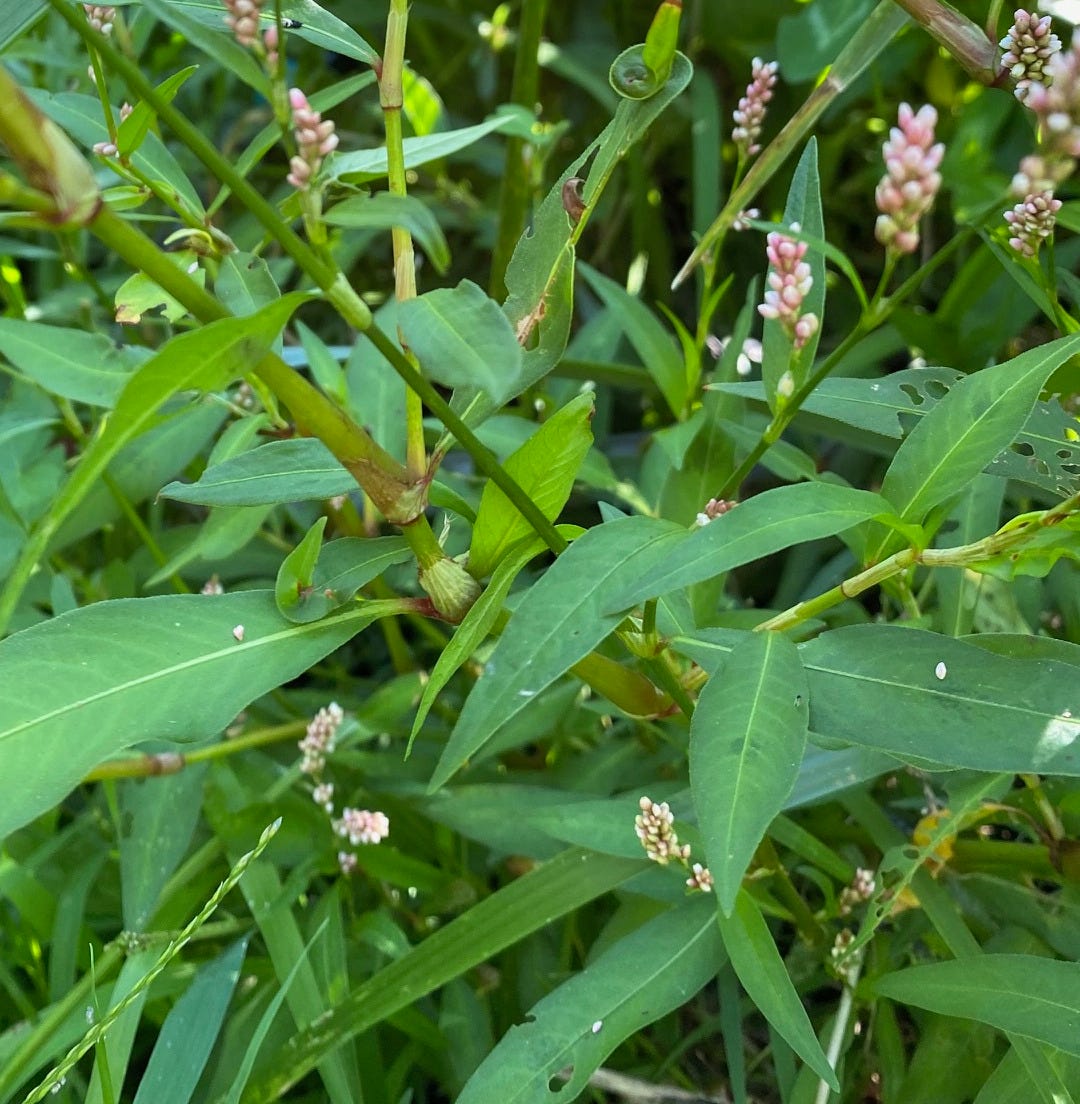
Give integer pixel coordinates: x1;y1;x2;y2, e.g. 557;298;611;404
1011;441;1035;457
925;380;950;398
899;383;924;406
1057;449;1075;460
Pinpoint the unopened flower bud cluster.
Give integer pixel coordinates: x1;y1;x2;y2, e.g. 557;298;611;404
874;104;944;256
758;227;819;349
1000;9;1061;102
223;0;263;49
297;703;390;876
838;867;876;916
1004;16;1075;256
635;796;713;893
287;88;339;191
695;498;737;528
732;59;778;159
83;5;115;35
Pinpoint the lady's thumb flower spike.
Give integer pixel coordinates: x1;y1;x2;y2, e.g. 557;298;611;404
287;88;338;191
1004;189;1061;255
757;227;819;349
1000;9;1061;103
874;103;944;256
223;0;263;48
732;58;778;159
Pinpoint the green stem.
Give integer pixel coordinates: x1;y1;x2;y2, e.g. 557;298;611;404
380;0;427;480
754;493;1080;634
489;0;548;301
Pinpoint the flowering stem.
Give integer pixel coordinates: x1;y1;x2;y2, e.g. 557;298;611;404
379;0;427;480
753;491;1080;634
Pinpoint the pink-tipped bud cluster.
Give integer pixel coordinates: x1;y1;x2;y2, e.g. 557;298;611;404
223;0;263;48
1000;9;1061;102
732;58;778;158
874;103;944;256
1026;31;1080;160
298;701;343;775
263;24;279;70
686;863;713;892
287;88;338;191
334;807;390;846
83;5;115;35
758;229;819;349
1004;189;1062;255
695;498;737;527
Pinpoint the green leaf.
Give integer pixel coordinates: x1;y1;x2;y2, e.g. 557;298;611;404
275;516;327;619
468;394;594;578
0;293;306;633
0;592;402;842
216;252;281;317
691;632;809;913
412;535;547;749
0;318;145;407
278;534;413;624
323;193;450;275
778;0;876;82
132;938;249;1104
873;333;1080;553
28;89;204;215
800;624;1080;774
761;140;826;411
161;438;355;506
117;66;197;159
430;516;686;790
398;280;523;404
120;764;208;930
0;0;45;51
875;955;1080;1058
578;263;686;416
328;111;531;181
457;896;723;1103
610;483;893;609
718;890;839;1090
240;849;648;1100
141;0;269;96
717;371;1080;498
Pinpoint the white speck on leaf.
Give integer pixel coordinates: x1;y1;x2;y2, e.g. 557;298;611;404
232;624;245;642
934;661;947;680
591;1020;603;1034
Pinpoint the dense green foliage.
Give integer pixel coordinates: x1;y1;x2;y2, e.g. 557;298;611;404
2;1;1080;1102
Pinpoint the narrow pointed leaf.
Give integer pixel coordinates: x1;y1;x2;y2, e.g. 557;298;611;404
398;280;523;404
323;192;450;274
801;624;1080;773
457;896;723;1103
468;394;593;578
872;333;1080;555
718;890;838;1090
610;483;892;609
875;955;1080;1058
0;592;400;842
161;438;357;507
430;516;685;790
691;632;809;913
240;849;648;1100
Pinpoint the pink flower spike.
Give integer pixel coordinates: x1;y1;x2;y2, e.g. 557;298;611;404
288;88;337;191
1000;9;1061;102
1004;189;1062;255
223;0;263;49
732;58;778;159
874;103;944;256
757;230;818;348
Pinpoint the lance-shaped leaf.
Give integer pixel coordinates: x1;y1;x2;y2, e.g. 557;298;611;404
161;438;356;507
430;516;686;790
869;333;1080;558
691;632;809;913
0;592;401;842
398;280;523;404
610;482;893;609
467;393;594;578
875;955;1080;1058
457;896;723;1103
718;890;838;1090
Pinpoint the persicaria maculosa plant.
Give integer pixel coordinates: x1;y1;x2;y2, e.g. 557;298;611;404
1;2;1080;1101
